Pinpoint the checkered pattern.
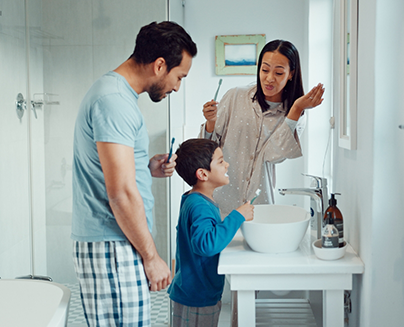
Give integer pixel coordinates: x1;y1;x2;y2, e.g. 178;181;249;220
66;283;170;326
73;240;151;326
64;282;86;325
151;290;169;325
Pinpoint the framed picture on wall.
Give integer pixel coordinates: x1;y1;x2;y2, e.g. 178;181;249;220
215;34;266;75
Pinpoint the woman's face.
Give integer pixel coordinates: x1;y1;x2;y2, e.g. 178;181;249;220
259;51;293;102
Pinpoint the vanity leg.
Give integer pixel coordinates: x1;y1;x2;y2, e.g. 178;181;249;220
323;289;344;327
237;290;255;327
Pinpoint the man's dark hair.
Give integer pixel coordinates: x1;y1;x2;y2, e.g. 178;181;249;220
175;139;219;186
130;21;197;72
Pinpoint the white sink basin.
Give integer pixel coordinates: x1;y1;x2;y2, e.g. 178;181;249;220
240;204;310;253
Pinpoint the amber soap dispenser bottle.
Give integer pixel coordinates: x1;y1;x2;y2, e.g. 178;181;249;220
323;193;344;248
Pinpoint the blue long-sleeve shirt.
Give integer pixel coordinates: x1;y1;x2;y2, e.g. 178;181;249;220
168;192;245;307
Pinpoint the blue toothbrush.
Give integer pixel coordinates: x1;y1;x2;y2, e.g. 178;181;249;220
213;79;223;101
166;137;175;163
250;189;261;204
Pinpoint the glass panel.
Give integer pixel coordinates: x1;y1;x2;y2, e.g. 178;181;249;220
32;0;168;284
10;0;169;324
0;0;32;279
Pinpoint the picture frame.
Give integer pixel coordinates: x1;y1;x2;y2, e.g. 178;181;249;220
215;34;266;75
334;0;358;150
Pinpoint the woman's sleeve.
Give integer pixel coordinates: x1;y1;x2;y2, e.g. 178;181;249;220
262;119;303;164
295;113;307;139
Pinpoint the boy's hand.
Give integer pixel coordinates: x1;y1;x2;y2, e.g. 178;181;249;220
236;202;254;221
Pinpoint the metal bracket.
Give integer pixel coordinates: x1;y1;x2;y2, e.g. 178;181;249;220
15;92;60;120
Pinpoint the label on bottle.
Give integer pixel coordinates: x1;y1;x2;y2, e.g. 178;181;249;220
334;219;344;247
322;236;339;248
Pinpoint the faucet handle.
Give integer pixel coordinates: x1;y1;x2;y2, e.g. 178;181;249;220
302;173;327;188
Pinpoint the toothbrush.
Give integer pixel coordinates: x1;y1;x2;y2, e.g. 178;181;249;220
250;189;261;204
166;137;175;163
213;78;223;101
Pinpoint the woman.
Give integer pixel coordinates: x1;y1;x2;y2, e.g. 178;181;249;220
200;39;324;217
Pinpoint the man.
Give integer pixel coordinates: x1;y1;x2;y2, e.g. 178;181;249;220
71;21;197;326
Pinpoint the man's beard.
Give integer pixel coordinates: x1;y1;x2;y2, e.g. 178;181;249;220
148;80;167;103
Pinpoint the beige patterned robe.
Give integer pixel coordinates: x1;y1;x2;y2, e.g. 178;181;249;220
199;85;303;217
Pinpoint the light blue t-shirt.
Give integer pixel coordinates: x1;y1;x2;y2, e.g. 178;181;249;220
71;71;154;242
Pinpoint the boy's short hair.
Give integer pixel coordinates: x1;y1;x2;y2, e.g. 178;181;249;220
131;21;197;73
175;139;219;186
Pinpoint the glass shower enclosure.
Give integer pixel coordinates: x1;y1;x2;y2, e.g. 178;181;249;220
0;0;171;325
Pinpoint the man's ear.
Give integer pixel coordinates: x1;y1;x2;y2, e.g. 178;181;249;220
196;168;208;182
153;57;166;76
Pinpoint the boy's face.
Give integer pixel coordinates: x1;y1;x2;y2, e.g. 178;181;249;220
207;148;229;188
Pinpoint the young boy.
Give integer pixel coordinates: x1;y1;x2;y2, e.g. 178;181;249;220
167;138;254;327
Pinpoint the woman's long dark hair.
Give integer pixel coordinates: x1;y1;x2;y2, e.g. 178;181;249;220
253;40;304;115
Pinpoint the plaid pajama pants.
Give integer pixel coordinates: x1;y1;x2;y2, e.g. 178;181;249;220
73;240;151;327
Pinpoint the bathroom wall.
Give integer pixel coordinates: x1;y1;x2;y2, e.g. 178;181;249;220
333;0;404;325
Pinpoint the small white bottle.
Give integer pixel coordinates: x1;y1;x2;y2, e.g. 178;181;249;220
322;212;339;248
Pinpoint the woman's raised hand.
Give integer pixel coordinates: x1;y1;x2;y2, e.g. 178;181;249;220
287;83;325;121
203;100;218;133
302;83;325;109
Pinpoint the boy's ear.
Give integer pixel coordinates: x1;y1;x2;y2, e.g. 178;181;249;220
196;168;208;182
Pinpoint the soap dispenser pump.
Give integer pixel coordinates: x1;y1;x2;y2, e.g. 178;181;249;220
323;193;344;248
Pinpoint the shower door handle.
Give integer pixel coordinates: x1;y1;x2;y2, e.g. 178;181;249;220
15;93;39;119
15;93;26;120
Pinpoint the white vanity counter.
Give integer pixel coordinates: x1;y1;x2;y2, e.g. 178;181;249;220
218;231;364;327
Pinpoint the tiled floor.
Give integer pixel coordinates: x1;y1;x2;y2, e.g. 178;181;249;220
64;283;171;327
64;283;86;326
63;283;325;327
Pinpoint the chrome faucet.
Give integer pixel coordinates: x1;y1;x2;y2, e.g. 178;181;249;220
278;174;328;240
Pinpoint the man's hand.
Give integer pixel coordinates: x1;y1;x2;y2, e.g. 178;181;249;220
149;153;177;177
143;255;172;291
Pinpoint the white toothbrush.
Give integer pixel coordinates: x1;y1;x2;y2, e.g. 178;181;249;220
250;189;261;204
213;78;223;101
